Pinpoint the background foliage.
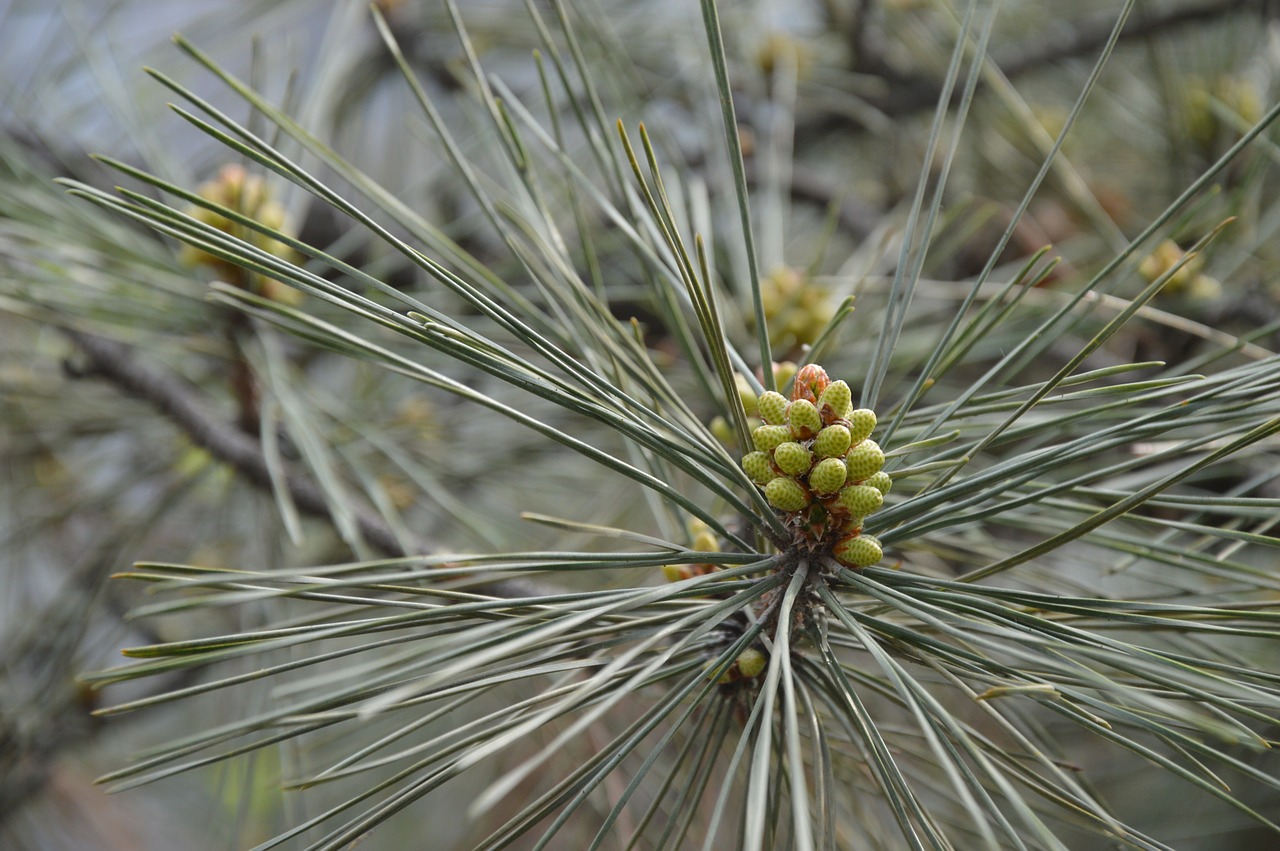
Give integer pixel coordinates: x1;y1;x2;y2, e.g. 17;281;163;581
3;0;1280;849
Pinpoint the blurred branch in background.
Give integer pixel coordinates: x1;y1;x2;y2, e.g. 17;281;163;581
62;329;412;559
812;0;1273;129
3;0;1280;848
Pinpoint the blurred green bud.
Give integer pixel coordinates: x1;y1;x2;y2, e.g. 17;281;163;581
734;373;759;417
736;647;767;679
692;530;719;553
773;361;798;392
709;416;734;445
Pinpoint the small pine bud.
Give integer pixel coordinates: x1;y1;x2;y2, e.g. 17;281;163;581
662;564;688;582
752;424;792;453
772;361;798;391
709;416;734;445
736;647;767;679
692;530;720;553
809;457;848;494
741;451;774;484
734;373;759;417
790;363;830;403
787;399;822;439
757;391;789;425
813;424;852;458
847;408;877;443
836;484;884;517
765;477;809;512
845;439;885;481
834;533;882;568
817;380;852;424
865;471;893;495
773;442;813;476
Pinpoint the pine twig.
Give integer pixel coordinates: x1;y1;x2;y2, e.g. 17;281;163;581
806;0;1263;131
61;330;551;599
62;329;412;555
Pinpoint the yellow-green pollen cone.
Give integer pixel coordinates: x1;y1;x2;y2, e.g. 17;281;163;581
865;471;893;494
846;408;877;443
844;439;885;482
817;380;852;421
741;365;889;570
752;424;792;452
773;442;813;477
741;451;774;484
787;398;823;439
765;477;810;512
757;390;789;425
809;457;848;494
813;424;852;458
834;534;882;568
836;484;884;518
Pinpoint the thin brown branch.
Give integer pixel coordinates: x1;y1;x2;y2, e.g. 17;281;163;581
64;329;411;557
61;329;547;598
997;0;1262;82
804;0;1265;132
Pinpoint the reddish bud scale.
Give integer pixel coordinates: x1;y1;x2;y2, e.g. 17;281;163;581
790;364;830;404
667;562;721;583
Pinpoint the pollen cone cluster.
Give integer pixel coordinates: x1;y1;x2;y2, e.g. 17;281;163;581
179;164;302;304
741;365;890;569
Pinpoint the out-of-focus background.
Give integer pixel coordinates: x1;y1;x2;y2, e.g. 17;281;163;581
3;1;1279;848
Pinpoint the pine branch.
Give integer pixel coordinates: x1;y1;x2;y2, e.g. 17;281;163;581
995;0;1259;82
807;0;1263;131
60;330;549;599
63;329;411;552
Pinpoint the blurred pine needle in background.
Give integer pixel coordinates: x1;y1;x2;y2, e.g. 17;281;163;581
3;1;1280;849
